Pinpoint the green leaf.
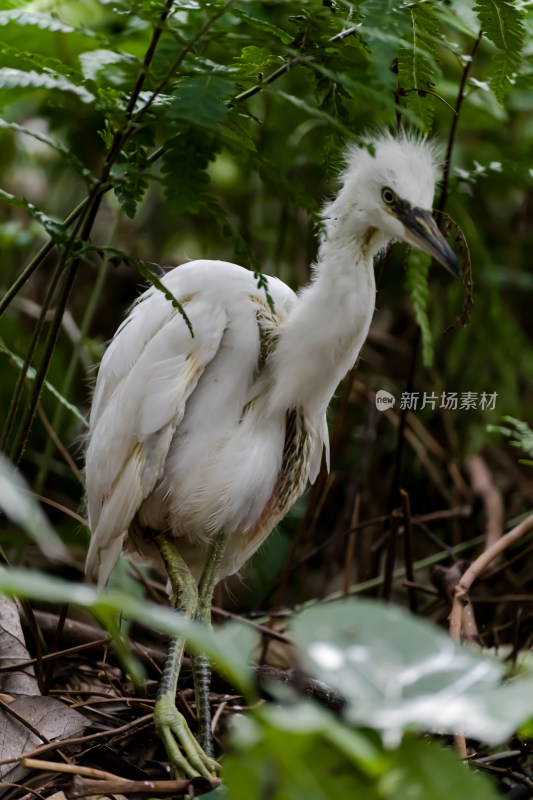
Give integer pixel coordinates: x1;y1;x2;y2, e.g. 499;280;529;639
225;703;382;800
397;5;440;129
291;598;533;747
79;48;140;90
232;7;293;44
359;0;408;90
382;738;500;800
0;345;89;427
170;75;234;131
488;416;533;459
161;128;219;214
0;188;67;242
0;568;257;695
0;454;67;560
235;45;282;78
474;0;525;103
405;250;433;367
134;262;195;338
267;89;352;137
112;132;154;218
0;67;95;107
225;701;499;799
0;10;79;34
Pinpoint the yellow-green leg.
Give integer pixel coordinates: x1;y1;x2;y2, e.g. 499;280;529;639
193;532;230;756
153;532;219;779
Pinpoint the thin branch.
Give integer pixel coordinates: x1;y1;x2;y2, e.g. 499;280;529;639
449;512;533;641
401;489;418;612
436;29;483;215
0;714;154;767
466;453;504;554
398;87;458;116
232;58;298;105
382;509;402;601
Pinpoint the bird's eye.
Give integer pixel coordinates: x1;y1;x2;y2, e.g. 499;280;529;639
381;187;396;205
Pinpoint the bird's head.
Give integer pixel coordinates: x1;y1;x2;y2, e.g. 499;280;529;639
325;130;461;277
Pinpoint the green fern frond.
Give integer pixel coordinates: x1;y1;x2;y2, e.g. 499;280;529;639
0;67;94;107
489;416;533;464
405;250;433;367
0;188;67;242
397;5;441;130
474;0;525;103
161;128;219;215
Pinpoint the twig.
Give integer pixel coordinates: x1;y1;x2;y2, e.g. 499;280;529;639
343;494;360;597
36;405;84;485
436;29;483;215
0;697;51;746
21;759;117;780
432;561;481;647
0;714;153;766
467;453;504;553
398;87;458;115
211;699;227;736
449;512;533;641
212;606;291;644
69;775;220;798
382;509;401;601
400;490;417;612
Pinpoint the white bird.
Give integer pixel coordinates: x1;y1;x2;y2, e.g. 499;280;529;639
85;130;460;778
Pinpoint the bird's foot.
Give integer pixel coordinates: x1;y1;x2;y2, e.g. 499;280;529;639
154;692;220;779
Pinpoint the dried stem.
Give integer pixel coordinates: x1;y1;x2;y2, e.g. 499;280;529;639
449;512;533;641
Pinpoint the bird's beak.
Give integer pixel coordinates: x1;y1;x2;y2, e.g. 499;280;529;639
396;202;461;277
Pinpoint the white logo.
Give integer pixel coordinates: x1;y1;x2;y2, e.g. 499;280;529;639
375;390;395;411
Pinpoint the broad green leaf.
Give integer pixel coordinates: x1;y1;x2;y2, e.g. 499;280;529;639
225;700;499;799
225;703;381;800
0;454;66;559
381;738;500;800
0;568;257;694
291;599;533;746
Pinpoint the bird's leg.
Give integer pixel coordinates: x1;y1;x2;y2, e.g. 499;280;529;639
193;531;230;756
153;532;219;779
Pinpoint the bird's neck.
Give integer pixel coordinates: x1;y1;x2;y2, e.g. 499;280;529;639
268;223;383;423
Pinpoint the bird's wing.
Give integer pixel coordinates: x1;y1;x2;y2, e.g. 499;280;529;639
85;290;228;586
